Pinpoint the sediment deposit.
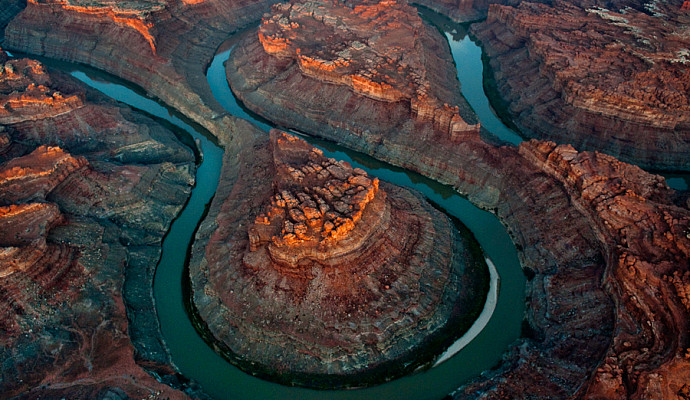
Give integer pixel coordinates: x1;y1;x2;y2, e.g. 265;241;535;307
0;50;196;399
188;130;489;387
471;0;690;170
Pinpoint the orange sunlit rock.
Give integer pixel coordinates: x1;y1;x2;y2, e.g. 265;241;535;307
29;0;162;55
190;129;488;386
254;0;479;134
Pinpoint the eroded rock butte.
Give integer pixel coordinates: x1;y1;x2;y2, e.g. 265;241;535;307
188;130;489;387
230;0;479;142
472;0;690;170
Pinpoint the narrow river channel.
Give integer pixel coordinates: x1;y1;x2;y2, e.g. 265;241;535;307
19;23;528;400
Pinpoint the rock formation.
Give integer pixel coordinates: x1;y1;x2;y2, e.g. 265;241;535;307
0;50;197;399
229;0;479;144
2;0;688;397
471;0;690;170
225;1;690;396
4;0;281;146
188;130;489;387
455;142;690;399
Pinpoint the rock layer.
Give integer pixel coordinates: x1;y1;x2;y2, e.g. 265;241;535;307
188;130;489;387
0;50;197;399
226;3;690;397
471;0;690;170
4;0;280;147
229;0;479;144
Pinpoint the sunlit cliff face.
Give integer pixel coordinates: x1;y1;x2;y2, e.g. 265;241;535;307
258;0;425;102
0;58;83;124
256;0;479;138
27;0;164;55
248;131;383;268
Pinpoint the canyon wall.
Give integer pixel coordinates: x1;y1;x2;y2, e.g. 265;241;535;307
471;0;690;170
4;0;279;146
0;50;198;399
227;0;690;397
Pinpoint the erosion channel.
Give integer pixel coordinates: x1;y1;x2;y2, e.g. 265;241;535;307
19;20;527;400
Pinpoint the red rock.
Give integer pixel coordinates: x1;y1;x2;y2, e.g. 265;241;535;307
519;140;690;399
0;145;88;203
0;55;195;398
225;1;689;395
230;0;479;142
189;130;489;387
5;0;281;145
0;203;62;246
471;0;690;170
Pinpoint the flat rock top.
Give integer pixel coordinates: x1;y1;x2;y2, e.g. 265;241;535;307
490;0;690;127
259;0;432;101
253;133;377;242
192;130;487;386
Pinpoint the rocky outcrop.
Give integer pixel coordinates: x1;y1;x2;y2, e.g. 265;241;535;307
0;51;196;399
4;0;280;146
456;142;690;399
471;0;690;170
0;145;88;203
518;141;690;399
229;0;479;143
188;130;489;388
225;1;690;396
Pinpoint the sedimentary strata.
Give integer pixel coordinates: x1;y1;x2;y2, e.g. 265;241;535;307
226;1;690;396
188;130;488;387
229;0;479;144
2;0;688;397
0;50;196;399
4;0;281;145
471;0;690;170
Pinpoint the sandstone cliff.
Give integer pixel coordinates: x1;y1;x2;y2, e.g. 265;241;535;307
471;0;690;170
230;0;479;144
4;0;280;146
225;1;690;396
0;51;196;399
188;130;489;387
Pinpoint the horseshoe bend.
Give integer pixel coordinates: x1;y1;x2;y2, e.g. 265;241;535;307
0;0;689;399
188;130;489;387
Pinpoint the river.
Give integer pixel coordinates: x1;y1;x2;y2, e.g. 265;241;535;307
6;5;688;398
13;20;526;400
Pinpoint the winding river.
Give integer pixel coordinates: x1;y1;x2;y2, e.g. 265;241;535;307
32;22;528;400
6;5;688;398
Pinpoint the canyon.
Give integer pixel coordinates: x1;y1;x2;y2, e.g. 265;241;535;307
227;0;689;397
0;49;196;398
0;0;688;398
471;0;690;170
188;130;488;387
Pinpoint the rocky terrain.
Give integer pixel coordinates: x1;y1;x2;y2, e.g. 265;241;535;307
452;141;690;399
3;0;279;145
0;49;197;399
1;0;688;397
471;0;690;170
226;0;690;397
188;130;489;387
229;0;480;145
